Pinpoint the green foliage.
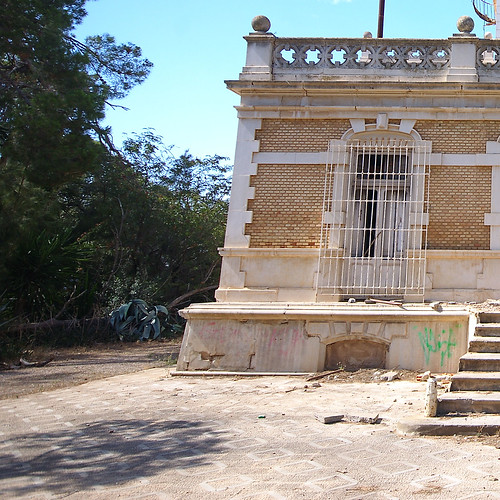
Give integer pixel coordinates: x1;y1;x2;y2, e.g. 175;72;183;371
0;2;230;348
2;229;92;320
84;34;153;99
109;299;168;341
63;131;230;314
0;0;152;190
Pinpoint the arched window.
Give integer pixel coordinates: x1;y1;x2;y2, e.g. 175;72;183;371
317;126;430;300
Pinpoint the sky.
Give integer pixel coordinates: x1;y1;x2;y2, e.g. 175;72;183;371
75;0;487;164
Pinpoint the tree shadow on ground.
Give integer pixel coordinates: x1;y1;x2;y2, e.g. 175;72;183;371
0;418;224;497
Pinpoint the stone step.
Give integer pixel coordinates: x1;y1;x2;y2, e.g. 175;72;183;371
450;371;500;391
438;392;500;414
468;337;500;353
459;352;500;372
474;324;500;337
478;312;500;324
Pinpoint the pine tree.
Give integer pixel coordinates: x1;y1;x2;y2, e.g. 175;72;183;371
0;0;152;321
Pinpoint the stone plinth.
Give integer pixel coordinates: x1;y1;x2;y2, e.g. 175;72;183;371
177;303;470;373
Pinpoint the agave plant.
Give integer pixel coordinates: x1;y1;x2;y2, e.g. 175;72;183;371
109;299;168;341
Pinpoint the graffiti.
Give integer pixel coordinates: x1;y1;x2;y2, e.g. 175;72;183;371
417;327;457;367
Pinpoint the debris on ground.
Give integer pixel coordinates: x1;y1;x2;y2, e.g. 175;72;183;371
308;368;419;384
315;413;381;425
345;413;381;424
417;371;431;381
416;371;453;388
315;413;344;424
306;369;342;381
379;370;400;382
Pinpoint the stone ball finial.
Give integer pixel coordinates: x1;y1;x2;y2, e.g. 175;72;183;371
457;15;474;34
363;31;373;38
485;31;493;39
251;15;271;33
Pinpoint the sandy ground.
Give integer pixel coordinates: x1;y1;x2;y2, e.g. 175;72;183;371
0;339;431;401
2;298;500;401
0;341;180;399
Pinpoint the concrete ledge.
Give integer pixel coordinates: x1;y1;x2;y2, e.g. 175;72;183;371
397;416;500;436
171;370;310;377
180;302;470;321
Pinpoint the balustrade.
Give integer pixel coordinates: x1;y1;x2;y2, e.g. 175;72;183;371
273;39;452;72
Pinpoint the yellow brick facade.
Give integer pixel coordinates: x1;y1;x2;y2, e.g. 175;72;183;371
416;120;500;154
246;164;324;248
246;119;494;251
427;166;491;250
256;119;351;152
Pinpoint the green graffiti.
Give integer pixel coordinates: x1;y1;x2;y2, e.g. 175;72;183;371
417;327;457;367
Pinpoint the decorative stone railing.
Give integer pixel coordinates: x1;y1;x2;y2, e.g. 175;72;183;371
240;34;500;83
476;40;500;71
274;39;452;71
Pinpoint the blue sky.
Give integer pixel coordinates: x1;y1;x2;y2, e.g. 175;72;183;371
76;0;485;163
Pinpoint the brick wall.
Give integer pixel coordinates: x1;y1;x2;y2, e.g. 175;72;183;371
247;119;493;250
427;166;491;250
256;119;500;154
256;119;351;152
246;164;324;248
416;121;500;153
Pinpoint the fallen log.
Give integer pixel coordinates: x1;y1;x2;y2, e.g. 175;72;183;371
19;357;53;368
0;357;53;370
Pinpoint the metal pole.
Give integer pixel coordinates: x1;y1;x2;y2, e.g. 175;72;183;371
377;0;386;38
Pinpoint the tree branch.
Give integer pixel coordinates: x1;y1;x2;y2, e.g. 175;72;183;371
167;285;217;311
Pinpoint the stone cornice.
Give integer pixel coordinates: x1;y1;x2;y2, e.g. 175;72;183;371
226;79;500;97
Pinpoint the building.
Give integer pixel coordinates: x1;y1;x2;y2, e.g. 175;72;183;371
177;14;500;374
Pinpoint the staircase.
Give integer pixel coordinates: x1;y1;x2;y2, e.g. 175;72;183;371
438;312;500;415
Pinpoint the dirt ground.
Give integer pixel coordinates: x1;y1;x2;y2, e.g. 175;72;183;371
2;340;500;449
0;338;429;400
3;298;499;401
0;340;181;400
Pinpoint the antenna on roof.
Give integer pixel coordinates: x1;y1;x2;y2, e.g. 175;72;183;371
377;0;386;38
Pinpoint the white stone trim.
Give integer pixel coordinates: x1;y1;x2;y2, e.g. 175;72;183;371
487;141;500;154
410;213;430;226
483;141;500;250
219;247;320;258
224;118;261;248
425;250;500;259
349;118;365;133
484;213;500;225
180;302;469;321
341;123;423;142
430;153;500;166
399;119;417;134
235;106;500;121
488;168;500;250
376;113;389;129
252;151;500;167
218;256;246;289
253;152;327;164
